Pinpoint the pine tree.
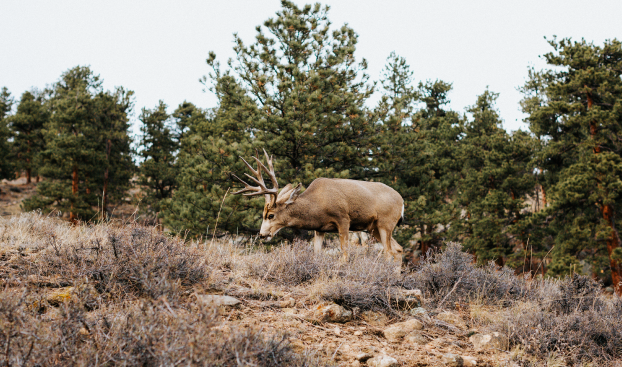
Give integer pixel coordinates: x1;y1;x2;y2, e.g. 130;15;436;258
221;0;375;183
24;67;134;223
137;101;178;224
95;87;134;217
9;90;48;183
384;80;463;255
449;90;535;266
163;75;258;236
521;38;622;293
166;1;377;236
0;87;14;182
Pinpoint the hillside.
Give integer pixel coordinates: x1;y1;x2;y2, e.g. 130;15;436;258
0;213;620;366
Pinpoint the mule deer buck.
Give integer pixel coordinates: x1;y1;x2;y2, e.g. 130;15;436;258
231;150;404;261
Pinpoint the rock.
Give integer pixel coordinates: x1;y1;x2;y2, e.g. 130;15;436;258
195;295;241;307
279;297;295;308
351;361;361;367
46;287;74;306
313;304;352;323
333;326;341;336
361;310;389;326
442;353;463;366
436;311;467;329
353;330;363;336
355;352;373;362
462;355;477;366
403;330;428;345
367;355;399;367
469;332;509;351
383;318;424;342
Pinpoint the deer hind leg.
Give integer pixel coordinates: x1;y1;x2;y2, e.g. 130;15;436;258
313;231;325;254
390;237;404;262
372;225;401;263
338;221;350;261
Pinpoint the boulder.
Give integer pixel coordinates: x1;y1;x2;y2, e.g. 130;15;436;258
195;295;241;307
403;330;428;345
367;355;399;367
383;318;424;342
469;332;509;351
436;311;467;330
441;353;463;366
313;304;352;323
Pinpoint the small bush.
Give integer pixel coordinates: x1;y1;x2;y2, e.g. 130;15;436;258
404;243;530;307
0;290;330;367
8;217;207;301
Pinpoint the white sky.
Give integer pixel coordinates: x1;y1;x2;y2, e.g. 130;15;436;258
1;0;621;134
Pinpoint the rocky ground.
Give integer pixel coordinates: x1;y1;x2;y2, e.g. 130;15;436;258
0;213;620;366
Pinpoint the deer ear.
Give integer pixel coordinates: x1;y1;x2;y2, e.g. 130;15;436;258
276;183;293;203
284;183;302;205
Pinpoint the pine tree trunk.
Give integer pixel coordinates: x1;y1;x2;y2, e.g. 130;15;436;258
102;139;112;219
26;141;31;184
70;165;78;224
587;91;622;294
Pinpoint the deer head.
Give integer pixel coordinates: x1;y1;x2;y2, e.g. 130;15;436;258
232;149;301;239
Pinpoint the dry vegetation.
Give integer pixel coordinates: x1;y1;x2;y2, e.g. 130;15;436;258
0;213;621;366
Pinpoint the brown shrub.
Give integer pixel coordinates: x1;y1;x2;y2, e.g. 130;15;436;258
0;290;329;366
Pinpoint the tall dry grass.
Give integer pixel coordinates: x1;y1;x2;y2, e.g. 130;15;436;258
1;213;621;365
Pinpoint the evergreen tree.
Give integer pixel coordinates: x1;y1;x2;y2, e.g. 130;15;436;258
0;87;14;182
163;75;258;236
9;90;48;183
95;87;135;217
222;0;375;183
405;81;464;255
521;38;622;293
166;1;376;236
449;90;535;266
24;67;134;223
137;101;178;223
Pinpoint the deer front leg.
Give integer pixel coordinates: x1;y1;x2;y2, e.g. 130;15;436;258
313;231;325;254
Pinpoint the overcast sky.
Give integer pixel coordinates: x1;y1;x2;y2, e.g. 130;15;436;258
1;0;621;134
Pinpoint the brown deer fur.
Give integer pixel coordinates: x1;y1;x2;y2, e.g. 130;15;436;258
232;151;404;261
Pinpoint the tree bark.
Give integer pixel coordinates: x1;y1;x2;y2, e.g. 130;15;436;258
70;165;78;224
587;89;622;294
102;138;112;219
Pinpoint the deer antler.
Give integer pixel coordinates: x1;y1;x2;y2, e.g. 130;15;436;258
232;150;279;206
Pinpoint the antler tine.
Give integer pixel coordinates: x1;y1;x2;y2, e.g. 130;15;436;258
257;148;279;190
239;156;265;186
232;155;278;200
231;173;277;197
231;173;259;195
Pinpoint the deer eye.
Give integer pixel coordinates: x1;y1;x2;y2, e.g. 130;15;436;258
267;214;275;220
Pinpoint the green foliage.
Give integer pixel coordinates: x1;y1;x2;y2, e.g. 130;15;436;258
23;66;134;221
448;90;535;265
166;1;376;236
8;91;48;182
137;101;179;220
0;87;14;181
520;38;622;280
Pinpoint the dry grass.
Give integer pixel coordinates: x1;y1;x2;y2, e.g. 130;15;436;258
1;213;621;366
